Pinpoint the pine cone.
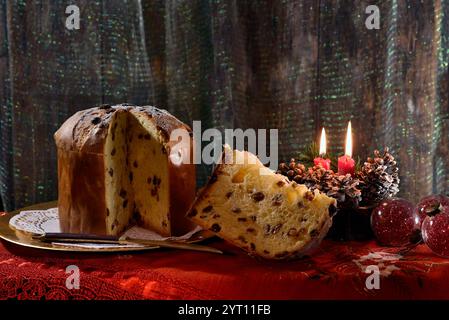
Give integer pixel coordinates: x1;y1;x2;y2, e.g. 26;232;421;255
277;162;361;207
326;174;362;208
301;166;361;207
277;158;306;180
356;148;400;206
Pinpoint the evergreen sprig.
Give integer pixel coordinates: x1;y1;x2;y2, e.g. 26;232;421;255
296;142;362;172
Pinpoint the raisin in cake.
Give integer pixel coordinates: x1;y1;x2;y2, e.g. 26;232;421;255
54;104;196;236
187;146;336;259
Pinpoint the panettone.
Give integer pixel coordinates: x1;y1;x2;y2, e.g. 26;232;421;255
187;146;336;259
54;104;196;236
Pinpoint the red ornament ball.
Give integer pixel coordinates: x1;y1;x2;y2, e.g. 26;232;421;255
371;198;421;246
421;203;449;258
416;195;449;225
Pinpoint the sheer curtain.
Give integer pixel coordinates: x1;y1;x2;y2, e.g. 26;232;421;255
1;0;448;211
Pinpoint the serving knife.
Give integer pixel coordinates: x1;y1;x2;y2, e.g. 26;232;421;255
31;232;222;254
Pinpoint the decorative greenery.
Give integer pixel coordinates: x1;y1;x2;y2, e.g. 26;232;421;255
295;142;362;172
278;145;400;209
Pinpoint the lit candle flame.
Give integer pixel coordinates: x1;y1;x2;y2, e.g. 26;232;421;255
319;127;326;156
345;121;352;158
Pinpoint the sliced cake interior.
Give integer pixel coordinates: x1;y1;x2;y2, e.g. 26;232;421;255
103;110;183;236
127;111;170;236
187;146;337;259
104;109;132;235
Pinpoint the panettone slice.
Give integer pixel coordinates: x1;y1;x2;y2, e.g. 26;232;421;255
187;146;337;260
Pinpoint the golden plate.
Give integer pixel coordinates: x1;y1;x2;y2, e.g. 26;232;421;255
0;201;214;253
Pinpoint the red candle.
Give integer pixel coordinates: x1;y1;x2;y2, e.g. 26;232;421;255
338;121;355;176
338;155;355;175
314;157;331;170
313;128;331;170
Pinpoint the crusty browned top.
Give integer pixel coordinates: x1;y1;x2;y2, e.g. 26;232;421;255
54;104;193;154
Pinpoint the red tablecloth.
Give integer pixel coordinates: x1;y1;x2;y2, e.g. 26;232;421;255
1;229;449;300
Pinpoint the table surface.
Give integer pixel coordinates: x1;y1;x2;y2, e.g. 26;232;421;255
1;211;449;300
